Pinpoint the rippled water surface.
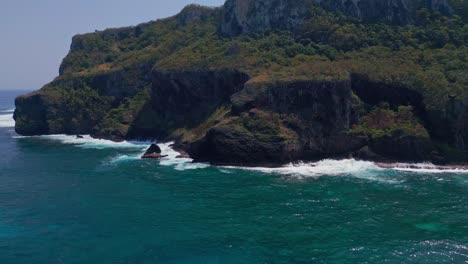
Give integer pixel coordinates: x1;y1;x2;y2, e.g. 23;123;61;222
0;91;467;263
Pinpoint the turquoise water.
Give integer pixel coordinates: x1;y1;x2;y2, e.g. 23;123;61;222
0;91;467;263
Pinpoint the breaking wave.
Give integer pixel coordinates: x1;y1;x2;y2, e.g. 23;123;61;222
223;159;395;182
12;133;468;176
387;163;468;174
0;108;15;113
14;134;149;150
0;113;15;128
109;142;209;170
224;159;468;181
157;142;210;171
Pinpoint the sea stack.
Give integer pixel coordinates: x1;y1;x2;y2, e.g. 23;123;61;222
142;144;168;159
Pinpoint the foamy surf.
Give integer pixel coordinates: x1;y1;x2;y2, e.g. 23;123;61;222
223;159;468;181
223;159;394;181
14;134;150;150
0;113;15;127
158;142;210;171
109;142;210;170
381;162;468;174
11;133;468;175
0;108;15;113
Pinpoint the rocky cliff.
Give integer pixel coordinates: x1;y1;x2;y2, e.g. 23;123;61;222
220;0;454;36
189;79;367;165
14;0;468;165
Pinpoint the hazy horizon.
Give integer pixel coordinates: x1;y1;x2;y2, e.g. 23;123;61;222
0;0;224;91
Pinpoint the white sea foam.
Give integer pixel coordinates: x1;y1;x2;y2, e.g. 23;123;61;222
0;108;15;113
223;159;468;181
0;113;15;128
223;159;390;181
14;134;150;150
109;154;142;163
11;132;468;175
96;139;468;175
158;142;210;170
388;163;468;174
108;141;209;170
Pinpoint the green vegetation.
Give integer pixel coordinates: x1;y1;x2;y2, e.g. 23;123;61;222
171;105;232;143
39;85;113;134
220;109;299;143
54;3;466;113
94;88;151;140
16;2;468;162
351;105;430;139
59;5;221;77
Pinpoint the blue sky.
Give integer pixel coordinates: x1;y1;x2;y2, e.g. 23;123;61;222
0;0;225;90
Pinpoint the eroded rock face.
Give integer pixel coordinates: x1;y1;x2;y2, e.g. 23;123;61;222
149;70;250;137
177;5;221;26
370;134;433;161
220;0;453;36
14;93;48;136
142;144;168;159
318;0;452;24
221;0;309;36
189;80;367;165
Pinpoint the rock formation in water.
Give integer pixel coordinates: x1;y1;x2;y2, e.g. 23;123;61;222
142;144;168;159
14;0;468;165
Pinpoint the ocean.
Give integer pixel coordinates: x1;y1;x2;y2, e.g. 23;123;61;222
0;90;467;263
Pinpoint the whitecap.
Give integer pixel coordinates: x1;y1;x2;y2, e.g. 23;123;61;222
14;134;149;150
222;159;468;181
158;142;210;170
223;159;393;182
388;163;468;174
108;141;210;170
109;154;142;163
0;113;15;128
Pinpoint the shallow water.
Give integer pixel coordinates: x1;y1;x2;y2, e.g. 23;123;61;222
0;91;467;263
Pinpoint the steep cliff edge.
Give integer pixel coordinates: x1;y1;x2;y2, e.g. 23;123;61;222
189;79;367;165
220;0;455;36
15;0;468;165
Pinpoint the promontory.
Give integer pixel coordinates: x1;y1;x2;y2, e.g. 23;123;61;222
14;0;468;165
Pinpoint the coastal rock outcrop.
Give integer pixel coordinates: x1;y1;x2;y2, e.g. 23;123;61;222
14;92;48;136
220;0;454;36
189;80;367;164
221;0;309;37
13;0;467;165
142;144;168;159
149;70;249;137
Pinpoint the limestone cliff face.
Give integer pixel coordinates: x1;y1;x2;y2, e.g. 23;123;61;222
14;62;153;137
317;0;452;24
149;70;249;137
13;0;466;165
221;0;309;36
189;80;368;164
221;0;453;36
14;93;48;136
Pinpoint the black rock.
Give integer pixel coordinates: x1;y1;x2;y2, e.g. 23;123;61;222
144;144;162;155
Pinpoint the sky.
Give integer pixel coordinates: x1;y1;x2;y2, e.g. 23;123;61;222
0;0;225;90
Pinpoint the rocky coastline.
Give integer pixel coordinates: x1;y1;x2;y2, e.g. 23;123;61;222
13;0;468;166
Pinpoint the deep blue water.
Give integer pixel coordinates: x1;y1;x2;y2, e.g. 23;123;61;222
0;91;467;263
